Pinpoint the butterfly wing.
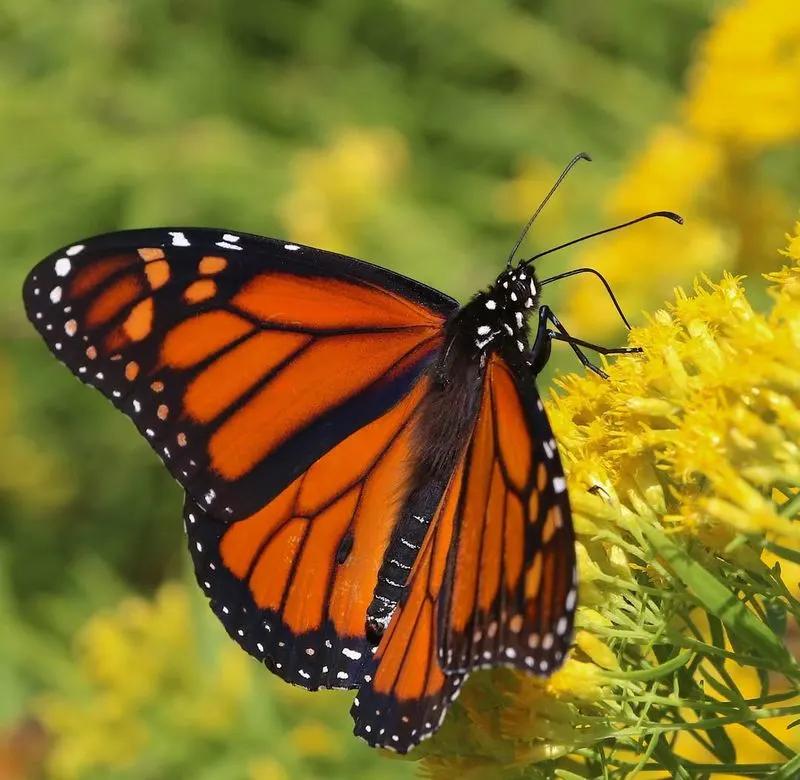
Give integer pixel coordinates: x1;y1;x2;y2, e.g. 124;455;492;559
23;228;459;689
438;353;576;675
184;372;435;690
352;459;466;750
352;353;576;751
22;228;456;520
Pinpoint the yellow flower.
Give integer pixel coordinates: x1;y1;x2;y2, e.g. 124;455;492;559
684;0;800;147
249;758;289;780
36;583;254;779
608;125;723;217
289;721;344;759
562;126;728;336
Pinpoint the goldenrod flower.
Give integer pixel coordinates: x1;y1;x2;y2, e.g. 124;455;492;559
419;226;800;777
35;581;412;780
685;0;800;147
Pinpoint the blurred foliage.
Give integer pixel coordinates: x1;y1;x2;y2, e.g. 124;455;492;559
1;0;798;777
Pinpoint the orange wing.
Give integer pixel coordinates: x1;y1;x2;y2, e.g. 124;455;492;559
352;354;576;752
351;458;466;750
439;354;576;676
23;229;459;690
23;229;456;521
186;375;434;690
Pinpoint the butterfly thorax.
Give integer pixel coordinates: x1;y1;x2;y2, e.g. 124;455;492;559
444;263;540;367
407;264;540;488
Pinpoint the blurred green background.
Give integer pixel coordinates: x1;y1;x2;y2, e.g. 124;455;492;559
2;1;799;777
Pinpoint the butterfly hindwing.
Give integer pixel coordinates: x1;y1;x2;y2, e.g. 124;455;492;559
183;374;434;690
352;353;576;752
352;459;466;749
439;354;576;676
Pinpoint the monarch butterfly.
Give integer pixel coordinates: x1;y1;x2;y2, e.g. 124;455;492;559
22;153;681;753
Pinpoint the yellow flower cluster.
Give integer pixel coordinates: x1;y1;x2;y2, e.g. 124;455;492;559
685;0;800;147
279;127;407;254
548;0;800;337
420;225;800;777
34;579;413;780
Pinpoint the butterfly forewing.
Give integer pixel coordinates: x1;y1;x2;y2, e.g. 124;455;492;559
22;228;457;522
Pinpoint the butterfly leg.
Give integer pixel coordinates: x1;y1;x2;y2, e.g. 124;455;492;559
530;305;641;379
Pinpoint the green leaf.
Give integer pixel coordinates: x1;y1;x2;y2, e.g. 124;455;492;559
642;524;793;669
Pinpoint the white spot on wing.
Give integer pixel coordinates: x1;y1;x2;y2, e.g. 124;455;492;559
477;325;491;335
169;231;190;247
553;476;566;494
66;244;85;256
485;299;497;310
222;233;240;242
50;286;62;303
54;258;71;277
284;243;300;251
342;647;362;660
216;241;242;251
566;588;577;611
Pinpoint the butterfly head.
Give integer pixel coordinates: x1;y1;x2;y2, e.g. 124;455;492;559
492;264;540;313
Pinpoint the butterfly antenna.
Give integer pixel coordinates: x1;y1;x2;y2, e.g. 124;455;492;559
539;267;635;329
506;152;592;269
522;210;684;266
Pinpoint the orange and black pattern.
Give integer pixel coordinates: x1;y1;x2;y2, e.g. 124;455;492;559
353;460;466;749
185;376;433;689
438;355;575;675
23;228;457;689
353;355;576;752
